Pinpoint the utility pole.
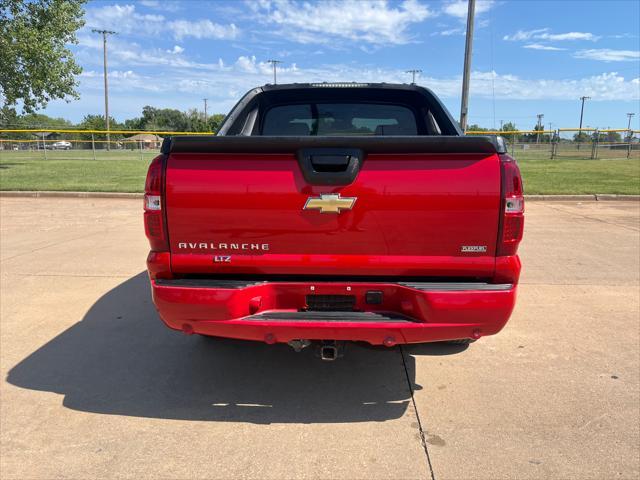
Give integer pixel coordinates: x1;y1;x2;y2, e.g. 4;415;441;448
267;59;282;84
203;98;208;124
459;0;476;132
92;29;116;151
406;69;422;84
578;96;590;130
536;113;544;144
626;112;635;136
626;113;635;157
500;120;503;131
577;96;590;150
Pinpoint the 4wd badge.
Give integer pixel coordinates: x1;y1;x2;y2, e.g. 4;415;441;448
303;193;356;214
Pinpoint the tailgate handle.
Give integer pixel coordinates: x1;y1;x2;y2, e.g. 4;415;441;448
297;148;364;186
310;155;351;172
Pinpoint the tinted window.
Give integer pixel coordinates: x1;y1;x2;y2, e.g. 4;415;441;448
262;103;418;136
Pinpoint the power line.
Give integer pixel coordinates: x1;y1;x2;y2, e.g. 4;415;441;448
405;69;422;84
267;59;282;84
91;29;116;150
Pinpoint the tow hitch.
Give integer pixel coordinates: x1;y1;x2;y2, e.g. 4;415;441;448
317;340;345;361
287;339;346;360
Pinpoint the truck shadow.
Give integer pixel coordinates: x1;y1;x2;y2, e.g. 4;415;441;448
7;272;465;424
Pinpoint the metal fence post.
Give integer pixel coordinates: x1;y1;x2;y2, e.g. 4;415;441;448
591;130;598;160
91;133;97;161
628;130;633;159
42;136;47;160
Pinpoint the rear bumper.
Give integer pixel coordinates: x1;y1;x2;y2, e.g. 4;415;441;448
149;278;518;345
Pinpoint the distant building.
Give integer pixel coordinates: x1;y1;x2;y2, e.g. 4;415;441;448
125;133;163;149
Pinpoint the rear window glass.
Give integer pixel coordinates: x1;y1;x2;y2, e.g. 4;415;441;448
262;103;418;136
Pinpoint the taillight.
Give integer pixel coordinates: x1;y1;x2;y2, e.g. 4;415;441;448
144;155;169;251
497;154;524;256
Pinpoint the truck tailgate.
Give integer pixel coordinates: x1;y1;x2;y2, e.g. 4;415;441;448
165;150;501;278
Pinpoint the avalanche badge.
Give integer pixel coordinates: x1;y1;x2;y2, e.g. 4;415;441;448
303;193;357;214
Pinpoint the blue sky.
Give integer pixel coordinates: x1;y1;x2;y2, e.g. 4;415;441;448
42;0;640;130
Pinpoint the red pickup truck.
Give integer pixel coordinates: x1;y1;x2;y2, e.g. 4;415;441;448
144;83;524;360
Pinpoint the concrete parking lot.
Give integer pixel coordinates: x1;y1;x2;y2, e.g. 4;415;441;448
1;197;638;480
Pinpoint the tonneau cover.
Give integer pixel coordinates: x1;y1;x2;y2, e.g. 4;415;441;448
163;135;507;155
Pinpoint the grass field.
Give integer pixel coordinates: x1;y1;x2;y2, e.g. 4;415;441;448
1;149;638;195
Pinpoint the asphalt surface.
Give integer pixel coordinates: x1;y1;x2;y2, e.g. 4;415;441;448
1;197;638;480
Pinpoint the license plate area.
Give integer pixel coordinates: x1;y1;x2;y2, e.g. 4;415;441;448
305;294;356;312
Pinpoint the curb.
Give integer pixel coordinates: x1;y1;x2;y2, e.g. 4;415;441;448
0;191;142;199
525;194;640;201
1;191;639;201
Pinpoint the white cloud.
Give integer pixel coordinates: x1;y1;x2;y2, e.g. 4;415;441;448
235;55;260;73
47;56;640;123
442;0;495;19
139;0;182;11
503;28;548;41
84;4;164;36
523;44;566;51
462;71;639;101
167;45;184;54
431;27;464;37
75;36;209;70
504;28;599;42
540;32;599;41
249;0;432;45
75;53;640;105
84;4;238;41
169;20;239;40
574;49;640;62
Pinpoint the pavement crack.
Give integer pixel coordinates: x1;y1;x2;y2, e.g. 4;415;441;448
399;345;436;480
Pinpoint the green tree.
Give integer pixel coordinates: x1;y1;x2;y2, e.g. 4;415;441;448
573;131;592;143
78;114;122;148
1;0;86;113
0;108;71;140
499;122;521;142
207;113;226;133
598;131;622;143
467;124;489;132
138;106;188;131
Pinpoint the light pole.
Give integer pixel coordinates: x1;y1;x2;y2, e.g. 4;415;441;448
267;59;282;84
406;69;422;84
459;0;476;132
92;29;116;150
203;98;208;124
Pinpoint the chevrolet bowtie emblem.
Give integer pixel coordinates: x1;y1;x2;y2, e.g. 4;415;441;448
303;193;357;214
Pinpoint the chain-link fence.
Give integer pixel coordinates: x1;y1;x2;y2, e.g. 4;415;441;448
0;129;212;162
1;128;639;162
467;129;640;160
